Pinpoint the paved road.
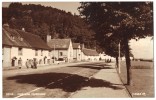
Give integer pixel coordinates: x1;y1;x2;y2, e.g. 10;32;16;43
3;62;107;98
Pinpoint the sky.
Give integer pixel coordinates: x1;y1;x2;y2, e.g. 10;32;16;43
2;2;154;59
129;37;153;59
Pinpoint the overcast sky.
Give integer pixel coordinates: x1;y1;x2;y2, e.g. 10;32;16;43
2;2;154;59
130;37;153;59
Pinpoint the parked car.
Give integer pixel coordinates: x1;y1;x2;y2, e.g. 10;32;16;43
55;58;65;64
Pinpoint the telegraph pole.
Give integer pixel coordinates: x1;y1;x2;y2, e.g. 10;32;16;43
53;44;55;63
118;42;121;73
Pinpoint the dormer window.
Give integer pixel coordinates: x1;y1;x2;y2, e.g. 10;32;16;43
18;37;23;41
20;37;23;41
10;35;15;41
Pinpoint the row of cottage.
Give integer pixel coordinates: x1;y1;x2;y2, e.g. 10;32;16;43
2;24;100;67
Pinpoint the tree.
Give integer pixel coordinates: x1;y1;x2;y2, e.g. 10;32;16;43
79;2;153;85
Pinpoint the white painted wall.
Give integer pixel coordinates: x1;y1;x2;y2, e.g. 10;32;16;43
50;40;74;62
68;40;73;62
3;46;51;67
99;53;115;61
2;47;11;67
51;50;67;59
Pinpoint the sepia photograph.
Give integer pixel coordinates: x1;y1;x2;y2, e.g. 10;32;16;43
2;1;154;98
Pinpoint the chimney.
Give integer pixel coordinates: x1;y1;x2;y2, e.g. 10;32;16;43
81;43;85;49
22;28;25;31
47;34;51;43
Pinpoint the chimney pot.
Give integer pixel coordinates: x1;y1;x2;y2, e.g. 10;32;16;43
22;28;25;31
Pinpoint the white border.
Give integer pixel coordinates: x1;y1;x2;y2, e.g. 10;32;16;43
0;0;155;100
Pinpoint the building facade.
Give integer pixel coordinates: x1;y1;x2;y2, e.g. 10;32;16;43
2;24;51;67
81;48;99;61
47;36;73;62
72;43;81;61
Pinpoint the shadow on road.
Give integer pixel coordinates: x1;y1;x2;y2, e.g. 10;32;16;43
67;63;113;70
7;72;123;92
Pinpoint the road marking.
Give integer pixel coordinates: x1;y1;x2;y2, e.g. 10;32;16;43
65;76;70;78
14;88;41;98
57;79;63;81
47;82;55;86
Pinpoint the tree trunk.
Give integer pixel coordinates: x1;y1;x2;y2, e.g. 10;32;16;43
116;57;119;68
124;36;132;85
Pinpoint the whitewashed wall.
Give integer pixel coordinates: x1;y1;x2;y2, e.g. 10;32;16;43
51;50;67;59
3;46;51;67
67;41;73;62
2;47;11;67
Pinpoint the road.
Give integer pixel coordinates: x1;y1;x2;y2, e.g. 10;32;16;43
3;62;107;98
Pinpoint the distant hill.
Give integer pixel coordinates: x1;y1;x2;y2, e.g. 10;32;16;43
2;2;96;49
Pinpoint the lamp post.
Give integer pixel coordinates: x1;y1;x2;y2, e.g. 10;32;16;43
53;44;55;63
118;42;121;73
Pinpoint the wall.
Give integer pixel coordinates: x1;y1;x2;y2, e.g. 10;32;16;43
51;49;68;61
67;40;73;62
2;47;11;67
3;46;51;67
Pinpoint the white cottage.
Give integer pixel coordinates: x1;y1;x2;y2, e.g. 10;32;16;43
81;48;99;61
99;52;116;62
2;24;51;67
47;36;73;62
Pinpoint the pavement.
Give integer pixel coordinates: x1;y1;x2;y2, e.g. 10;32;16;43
70;63;130;98
3;61;92;71
3;61;101;77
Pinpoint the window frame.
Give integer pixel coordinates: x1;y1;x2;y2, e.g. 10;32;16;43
35;49;38;56
60;52;63;56
18;48;23;56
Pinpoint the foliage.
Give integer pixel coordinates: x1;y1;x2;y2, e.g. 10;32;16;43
2;2;96;49
78;2;153;57
78;2;153;85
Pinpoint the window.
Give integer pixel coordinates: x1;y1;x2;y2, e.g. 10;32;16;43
18;48;23;55
60;52;63;56
18;37;23;41
41;50;43;56
48;51;51;56
35;50;38;56
11;35;15;41
20;37;23;41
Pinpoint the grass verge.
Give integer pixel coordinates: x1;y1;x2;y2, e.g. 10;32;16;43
118;61;154;98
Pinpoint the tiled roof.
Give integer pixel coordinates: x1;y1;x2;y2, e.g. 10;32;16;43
2;27;50;50
47;39;71;50
2;28;31;47
82;48;99;56
16;30;50;50
72;43;80;49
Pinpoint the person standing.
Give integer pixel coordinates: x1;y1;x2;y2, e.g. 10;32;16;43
18;58;22;69
31;59;34;68
25;59;30;69
33;58;38;69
